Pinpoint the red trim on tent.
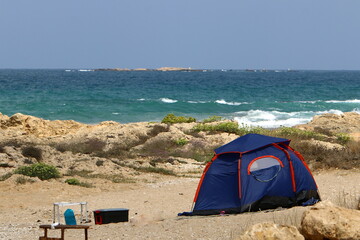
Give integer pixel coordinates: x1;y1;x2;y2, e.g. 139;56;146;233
193;157;215;203
289;160;296;192
273;143;296;192
280;144;318;189
272;144;290;160
247;155;284;175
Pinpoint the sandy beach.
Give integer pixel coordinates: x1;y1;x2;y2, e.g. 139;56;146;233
0;169;359;240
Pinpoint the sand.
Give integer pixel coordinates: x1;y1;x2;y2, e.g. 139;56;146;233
0;169;359;240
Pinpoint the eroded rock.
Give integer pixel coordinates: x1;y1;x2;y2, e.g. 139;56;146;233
301;200;360;240
235;222;304;240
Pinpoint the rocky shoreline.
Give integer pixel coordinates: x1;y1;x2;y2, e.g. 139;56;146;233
1;111;359;180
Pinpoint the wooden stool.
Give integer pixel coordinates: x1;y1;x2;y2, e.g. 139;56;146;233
39;224;90;240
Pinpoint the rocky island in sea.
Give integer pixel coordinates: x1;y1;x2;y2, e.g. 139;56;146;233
93;67;203;72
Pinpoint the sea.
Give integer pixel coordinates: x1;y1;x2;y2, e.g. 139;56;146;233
0;69;359;128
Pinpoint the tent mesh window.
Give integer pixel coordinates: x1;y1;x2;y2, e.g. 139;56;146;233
248;156;283;182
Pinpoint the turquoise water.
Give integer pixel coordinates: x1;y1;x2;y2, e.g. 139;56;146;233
0;69;359;127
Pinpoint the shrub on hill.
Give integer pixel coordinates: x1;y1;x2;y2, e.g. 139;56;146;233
202;116;223;123
192;122;239;134
161;114;196;124
174;138;189;146
65;178;93;188
15;163;60;180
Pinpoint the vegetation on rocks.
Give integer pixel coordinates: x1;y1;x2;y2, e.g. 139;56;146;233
161;113;196;124
202;116;223;123
174;138;189;146
0;112;359;188
192;122;240;134
14;163;60;180
65;178;93;188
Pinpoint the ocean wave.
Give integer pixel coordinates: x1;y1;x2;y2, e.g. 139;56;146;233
78;69;94;72
296;100;318;104
316;109;343;115
325;99;360;103
160;98;178;103
276;100;319;104
215;99;249;106
233;109;344;128
187;100;208;104
137;98;146;101
352;108;360;114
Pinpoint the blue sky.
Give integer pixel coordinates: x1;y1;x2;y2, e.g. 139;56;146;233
1;0;360;69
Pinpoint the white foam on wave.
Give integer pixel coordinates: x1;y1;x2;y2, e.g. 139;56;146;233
160;98;178;103
325;99;360;103
215;99;249;106
137;98;146;101
233;109;344;128
112;112;120;115
296;100;318;104
353;108;360;114
78;69;94;72
187;100;208;104
316;109;344;115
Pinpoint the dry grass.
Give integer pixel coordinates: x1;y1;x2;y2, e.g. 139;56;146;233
0;172;13;181
15;176;36;185
55;138;106;154
65;169;135;183
290;139;360;170
21;146;43;162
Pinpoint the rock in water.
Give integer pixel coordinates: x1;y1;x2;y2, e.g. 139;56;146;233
301;201;360;240
235;222;304;240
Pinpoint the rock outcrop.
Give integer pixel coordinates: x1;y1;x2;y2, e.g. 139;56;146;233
0;113;86;138
235;222;304;240
0;113;238;179
296;112;360;141
301;201;360;240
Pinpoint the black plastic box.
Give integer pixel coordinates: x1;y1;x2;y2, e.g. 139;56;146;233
93;208;129;224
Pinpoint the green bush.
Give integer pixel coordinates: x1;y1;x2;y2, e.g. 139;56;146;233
174;138;189;146
161;114;196;124
65;178;93;188
65;178;81;185
14;163;60;180
202;116;223;123
192;122;239;134
336;133;351;145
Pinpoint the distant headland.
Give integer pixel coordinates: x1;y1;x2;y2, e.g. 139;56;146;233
93;67;203;72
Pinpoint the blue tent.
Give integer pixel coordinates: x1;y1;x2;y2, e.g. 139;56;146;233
182;134;320;216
